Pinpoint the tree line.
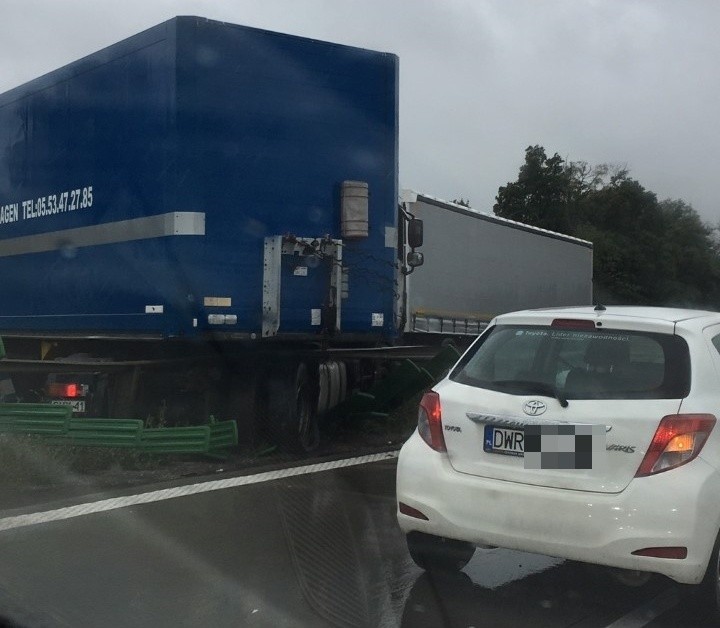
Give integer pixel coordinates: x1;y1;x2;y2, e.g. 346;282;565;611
492;145;720;308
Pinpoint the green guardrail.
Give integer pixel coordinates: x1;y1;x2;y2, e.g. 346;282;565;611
0;403;72;435
50;418;145;448
0;403;238;455
141;421;238;454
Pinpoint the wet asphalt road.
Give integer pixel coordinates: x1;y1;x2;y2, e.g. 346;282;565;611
0;456;714;628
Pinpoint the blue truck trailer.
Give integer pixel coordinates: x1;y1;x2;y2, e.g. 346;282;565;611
0;17;592;451
0;16;399;340
0;16;412;451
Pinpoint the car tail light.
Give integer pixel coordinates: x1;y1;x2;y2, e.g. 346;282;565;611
47;383;88;398
418;391;446;452
635;414;716;477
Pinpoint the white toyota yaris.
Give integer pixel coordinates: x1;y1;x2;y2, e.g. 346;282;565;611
397;306;720;612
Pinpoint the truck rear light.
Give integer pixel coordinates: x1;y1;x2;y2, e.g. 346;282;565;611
635;414;716;477
47;383;87;398
398;502;429;520
551;318;596;329
417;391;446;452
632;547;687;559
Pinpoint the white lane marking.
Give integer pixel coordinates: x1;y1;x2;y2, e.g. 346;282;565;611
603;589;679;628
0;451;399;533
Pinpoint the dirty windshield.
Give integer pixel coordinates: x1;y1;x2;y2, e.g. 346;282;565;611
0;2;718;627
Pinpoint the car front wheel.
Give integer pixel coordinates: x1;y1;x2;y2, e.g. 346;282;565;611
406;531;475;572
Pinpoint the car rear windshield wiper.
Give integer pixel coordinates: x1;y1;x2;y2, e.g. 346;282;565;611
491;380;569;408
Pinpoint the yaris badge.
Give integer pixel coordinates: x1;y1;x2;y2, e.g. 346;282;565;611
523;400;547;416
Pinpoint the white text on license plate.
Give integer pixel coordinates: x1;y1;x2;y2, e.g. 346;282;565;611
484;425;524;457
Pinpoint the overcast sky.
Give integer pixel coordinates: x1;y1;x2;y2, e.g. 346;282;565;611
2;0;719;221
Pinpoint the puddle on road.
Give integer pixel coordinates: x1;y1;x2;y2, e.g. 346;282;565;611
464;548;564;590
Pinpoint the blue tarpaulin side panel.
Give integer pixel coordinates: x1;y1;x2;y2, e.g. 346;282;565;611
0;17;398;341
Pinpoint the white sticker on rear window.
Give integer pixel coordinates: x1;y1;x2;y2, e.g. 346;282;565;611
550;330;630;342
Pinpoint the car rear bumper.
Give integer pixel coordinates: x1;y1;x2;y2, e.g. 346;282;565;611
396;431;720;584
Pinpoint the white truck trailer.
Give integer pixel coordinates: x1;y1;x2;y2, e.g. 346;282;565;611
400;191;593;338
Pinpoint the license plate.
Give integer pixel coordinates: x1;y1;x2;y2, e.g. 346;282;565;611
50;400;86;413
484;425;524;457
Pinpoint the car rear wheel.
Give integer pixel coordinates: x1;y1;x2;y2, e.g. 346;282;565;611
607;568;653;588
686;530;720;623
406;531;475;572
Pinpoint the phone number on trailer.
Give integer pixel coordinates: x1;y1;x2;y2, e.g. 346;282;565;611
0;185;94;225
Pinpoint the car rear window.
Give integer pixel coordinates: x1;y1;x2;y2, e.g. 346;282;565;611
450;325;690;399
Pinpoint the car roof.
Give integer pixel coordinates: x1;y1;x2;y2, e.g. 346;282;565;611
496;305;720;327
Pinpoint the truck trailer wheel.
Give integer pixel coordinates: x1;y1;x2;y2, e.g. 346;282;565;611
265;362;320;453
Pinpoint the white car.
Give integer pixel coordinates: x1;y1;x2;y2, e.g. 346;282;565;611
397;306;720;613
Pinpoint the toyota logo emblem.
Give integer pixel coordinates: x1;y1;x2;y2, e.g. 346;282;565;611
523;400;547;416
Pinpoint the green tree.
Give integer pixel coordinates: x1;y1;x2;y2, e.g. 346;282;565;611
654;199;720;307
494;145;572;233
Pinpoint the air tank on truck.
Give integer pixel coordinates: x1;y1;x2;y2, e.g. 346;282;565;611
0;16;592;452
